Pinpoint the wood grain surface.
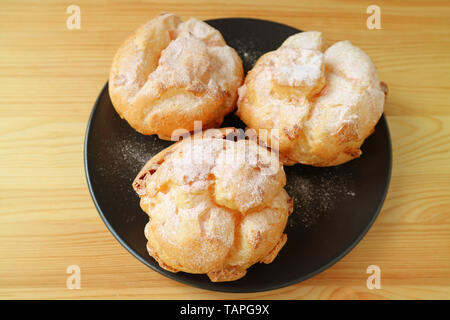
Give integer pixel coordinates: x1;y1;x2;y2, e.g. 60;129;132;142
1;0;449;300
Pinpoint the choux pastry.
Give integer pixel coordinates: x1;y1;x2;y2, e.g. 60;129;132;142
237;31;387;166
109;13;244;140
133;128;293;281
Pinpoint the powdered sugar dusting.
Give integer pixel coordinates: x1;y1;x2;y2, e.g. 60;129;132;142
285;166;356;228
272;48;324;87
231;38;265;72
169;138;224;184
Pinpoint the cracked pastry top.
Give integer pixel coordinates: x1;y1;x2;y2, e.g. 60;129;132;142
109;13;244;140
237;31;387;166
133;128;293;282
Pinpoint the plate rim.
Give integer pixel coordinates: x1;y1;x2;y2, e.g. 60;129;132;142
84;18;393;293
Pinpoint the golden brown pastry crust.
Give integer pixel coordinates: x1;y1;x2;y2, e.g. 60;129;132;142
110;13;244;140
133;128;293;282
237;31;386;166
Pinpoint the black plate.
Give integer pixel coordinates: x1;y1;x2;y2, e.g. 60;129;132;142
84;18;392;293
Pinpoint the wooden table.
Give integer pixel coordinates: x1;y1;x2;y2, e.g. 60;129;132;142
1;0;449;300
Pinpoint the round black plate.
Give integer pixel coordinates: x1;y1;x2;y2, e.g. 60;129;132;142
84;18;392;293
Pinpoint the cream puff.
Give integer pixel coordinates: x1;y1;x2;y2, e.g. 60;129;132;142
133;128;293;281
109;13;244;140
237;31;387;166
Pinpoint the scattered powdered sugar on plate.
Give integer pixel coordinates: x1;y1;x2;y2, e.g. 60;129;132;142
284;166;356;229
113;132;170;181
230;38;265;72
92;123;173;224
